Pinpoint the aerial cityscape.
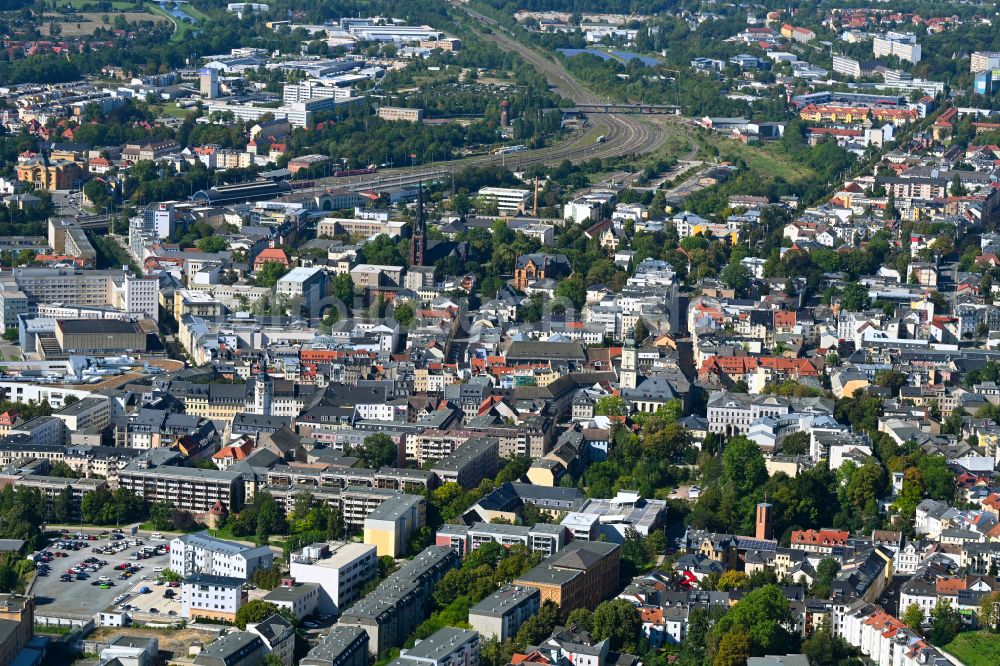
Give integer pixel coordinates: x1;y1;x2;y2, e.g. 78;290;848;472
0;1;1000;666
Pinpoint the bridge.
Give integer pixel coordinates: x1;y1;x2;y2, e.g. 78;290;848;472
568;103;682;115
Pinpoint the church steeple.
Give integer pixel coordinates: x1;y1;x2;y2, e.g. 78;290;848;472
410;182;426;267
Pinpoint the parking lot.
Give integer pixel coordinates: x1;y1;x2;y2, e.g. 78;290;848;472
32;530;172;621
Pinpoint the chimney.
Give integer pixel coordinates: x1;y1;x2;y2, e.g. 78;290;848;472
533;176;539;217
281;577;295;587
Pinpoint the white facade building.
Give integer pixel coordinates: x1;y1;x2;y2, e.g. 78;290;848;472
288;541;378;614
169;531;274;580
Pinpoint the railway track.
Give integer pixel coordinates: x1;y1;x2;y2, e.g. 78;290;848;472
300;3;668;193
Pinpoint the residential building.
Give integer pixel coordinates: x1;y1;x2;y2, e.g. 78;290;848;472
363;493;427;557
194;631;266;666
182;573;247;622
339;545;459;655
169;531;274;579
469;585;540;642
301;626;370;666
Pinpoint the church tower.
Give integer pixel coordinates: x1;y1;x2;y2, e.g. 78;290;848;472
252;365;273;416
410;183;426;267
621;335;639;391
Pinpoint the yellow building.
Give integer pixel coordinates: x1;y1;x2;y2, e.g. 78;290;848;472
16;158;83;191
362;494;426;557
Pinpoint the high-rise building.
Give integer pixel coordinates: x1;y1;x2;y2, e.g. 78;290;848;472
200;67;220;99
972;51;1000;73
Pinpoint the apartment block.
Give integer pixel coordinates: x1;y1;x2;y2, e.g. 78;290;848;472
339;545;459;656
377;107;424;122
363;493;427;557
469;585;540;642
429;437;499;489
118;463;245;514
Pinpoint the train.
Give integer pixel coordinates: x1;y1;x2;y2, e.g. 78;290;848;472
494;144;527;155
333;166;377;177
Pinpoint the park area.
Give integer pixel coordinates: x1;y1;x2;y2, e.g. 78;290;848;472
944;631;1000;666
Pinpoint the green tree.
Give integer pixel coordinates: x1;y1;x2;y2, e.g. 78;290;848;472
978;591;1000;632
255;261;287;288
331;272;355;305
48;461;78;478
723;436;767;496
720;263;751;297
351;433;398;468
928;599;962;645
780;431;810;455
594;395;626;417
633;318;650;344
709;585;797;657
841;283;871;311
514;601;560;648
196;236;227;253
902;603;924;630
801;626;859;666
393;302;416;327
590;599;641;653
51;486;73;524
567;607;593;632
714;627;751;666
150;501;175;531
235;600;292;629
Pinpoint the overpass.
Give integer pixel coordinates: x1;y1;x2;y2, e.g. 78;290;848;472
568;103;681;115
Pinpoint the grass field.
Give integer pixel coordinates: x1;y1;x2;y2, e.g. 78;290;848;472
60;0;205;41
944;631;1000;666
696;131;815;182
44;12;163;37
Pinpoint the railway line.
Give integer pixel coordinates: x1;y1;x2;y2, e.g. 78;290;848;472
298;4;669;194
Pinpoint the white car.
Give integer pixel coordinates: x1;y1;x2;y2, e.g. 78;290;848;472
153;567;164;573
151;533;162;539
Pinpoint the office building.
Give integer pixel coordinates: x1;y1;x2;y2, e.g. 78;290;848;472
832;55;862;78
276;266;326;309
262;578;321;620
469;585;540;642
182;573;247;622
430;437;499;489
247;613;295;666
559;490;666;542
170;531;275;579
288;541;378;615
476;187;531;215
194;631;266;666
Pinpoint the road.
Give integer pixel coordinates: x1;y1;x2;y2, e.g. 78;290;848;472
296;4;671;194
